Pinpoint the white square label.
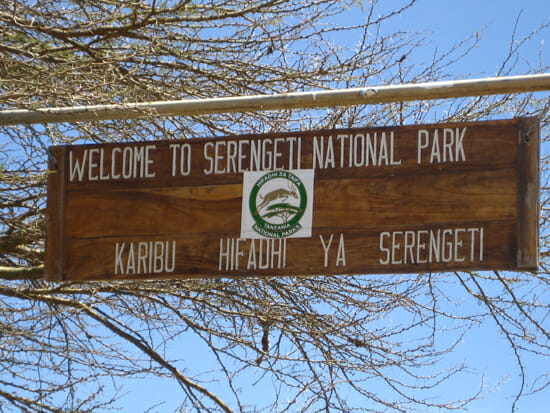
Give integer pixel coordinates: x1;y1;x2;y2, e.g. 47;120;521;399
240;169;315;239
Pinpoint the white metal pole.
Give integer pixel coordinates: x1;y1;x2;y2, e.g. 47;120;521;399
1;73;549;125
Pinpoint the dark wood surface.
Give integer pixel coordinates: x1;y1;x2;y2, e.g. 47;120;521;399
45;118;539;281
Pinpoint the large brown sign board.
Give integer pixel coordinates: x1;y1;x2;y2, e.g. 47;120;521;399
45;118;539;281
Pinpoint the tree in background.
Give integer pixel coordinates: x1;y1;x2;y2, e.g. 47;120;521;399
1;0;549;411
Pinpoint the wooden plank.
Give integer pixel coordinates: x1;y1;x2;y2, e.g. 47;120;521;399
63;169;517;238
62;119;518;191
45;146;67;281
45;118;539;281
62;221;516;281
517;117;540;270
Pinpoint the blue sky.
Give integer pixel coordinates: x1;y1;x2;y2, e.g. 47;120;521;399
96;1;550;411
387;0;548;77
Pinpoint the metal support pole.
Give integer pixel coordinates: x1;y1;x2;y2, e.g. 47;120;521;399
1;73;549;125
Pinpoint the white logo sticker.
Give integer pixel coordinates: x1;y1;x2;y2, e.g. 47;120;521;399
241;169;314;239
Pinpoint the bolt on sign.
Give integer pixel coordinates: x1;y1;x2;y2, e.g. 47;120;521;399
45;118;539;281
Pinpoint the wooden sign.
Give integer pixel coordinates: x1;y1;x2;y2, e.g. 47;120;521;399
45;118;539;281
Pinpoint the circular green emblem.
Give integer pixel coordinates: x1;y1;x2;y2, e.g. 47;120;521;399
249;171;308;238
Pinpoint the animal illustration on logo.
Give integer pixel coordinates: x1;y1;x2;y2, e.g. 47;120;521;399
256;183;298;211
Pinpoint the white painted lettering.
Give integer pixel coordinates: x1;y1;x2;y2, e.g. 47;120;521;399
366;133;377;166
454;228;465;262
390;132;401;165
247;239;257;270
227;140;238;173
133;146;145;178
417;129;429;164
336;233;346;266
113;240;176;276
456;127;466;161
138;242;148;273
430;130;441;163
391;231;403;264
353;134;365;167
379;132;389;165
111;147;121;180
229;238;235;270
221;238;286;271
203;142;214;175
165;241;176;272
259;239;269;269
442;229;453;262
170;143;192;177
379;232;390;264
238;140;249;172
430;229;440;263
250;139;261;171
153;241;164;273
203;136;303;174
379;227;485;266
319;234;346;267
337;134;349;168
417;128;467;164
313;136;324;169
262;139;272;171
145;145;156;178
273;138;284;169
404;230;415;264
480;227;484;261
219;237;230;270
122;147;133;179
235;238;244;270
115;242;125;275
416;230;428;264
271;239;284;268
88;148;99;181
126;243;136;274
314;132;400;170
319;234;334;267
214;141;226;174
99;149;110;180
286;137;296;169
443;128;454;162
69;150;87;182
325;136;335;169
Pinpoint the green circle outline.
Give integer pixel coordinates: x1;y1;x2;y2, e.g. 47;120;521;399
249;171;307;237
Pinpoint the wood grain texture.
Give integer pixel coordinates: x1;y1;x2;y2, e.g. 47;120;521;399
45;146;67;281
63;222;516;281
45;118;539;281
517;117;540;270
62;169;516;239
61;119;519;190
